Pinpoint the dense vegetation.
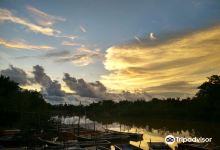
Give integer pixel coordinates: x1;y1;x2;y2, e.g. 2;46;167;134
0;75;52;128
85;75;220;123
0;75;51;112
0;74;220;128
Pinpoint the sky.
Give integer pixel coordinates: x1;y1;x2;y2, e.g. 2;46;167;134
0;0;220;104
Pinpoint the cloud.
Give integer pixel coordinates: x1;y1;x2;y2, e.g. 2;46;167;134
149;32;156;40
56;54;94;66
26;5;66;27
32;65;67;102
43;50;71;57
63;73;106;98
0;65;32;85
0;38;54;50
0;8;76;40
63;73;151;101
0;8;60;36
101;26;220;98
145;81;195;98
54;46;104;66
33;65;64;96
0;64;151;103
0;65;99;105
80;25;87;33
134;36;141;43
62;41;80;46
32;65;98;104
14;47;102;67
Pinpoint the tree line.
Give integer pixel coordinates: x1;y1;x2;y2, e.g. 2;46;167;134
0;74;220;126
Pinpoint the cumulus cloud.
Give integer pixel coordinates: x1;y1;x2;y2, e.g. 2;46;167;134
63;73;151;101
26;5;66;27
32;65;98;105
101;26;220;98
0;64;152;104
33;65;65;97
63;73;106;98
0;37;54;50
0;65;32;85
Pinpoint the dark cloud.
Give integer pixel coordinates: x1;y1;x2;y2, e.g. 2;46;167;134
63;73;152;101
0;64;152;104
63;73;107;98
0;65;32;85
32;65;98;105
33;65;65;100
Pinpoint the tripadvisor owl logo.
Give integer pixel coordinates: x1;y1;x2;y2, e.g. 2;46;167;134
165;135;175;145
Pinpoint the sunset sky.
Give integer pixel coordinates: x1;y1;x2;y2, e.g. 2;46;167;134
0;0;220;104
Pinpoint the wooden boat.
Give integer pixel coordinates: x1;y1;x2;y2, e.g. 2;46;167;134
0;129;21;136
105;129;143;141
86;146;111;150
147;142;172;150
77;133;130;143
38;137;64;146
38;137;111;148
0;134;25;147
76;140;111;148
42;145;86;150
115;144;143;150
176;142;209;150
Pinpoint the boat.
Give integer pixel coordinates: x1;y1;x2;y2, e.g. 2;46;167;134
0;134;25;147
147;142;172;150
38;137;64;146
115;144;143;150
105;129;143;141
76;133;130;143
0;129;21;136
41;145;86;150
176;142;209;150
86;146;111;150
38;137;111;148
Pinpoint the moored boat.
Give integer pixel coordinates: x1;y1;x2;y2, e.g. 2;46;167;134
176;142;209;150
76;133;130;143
38;137;111;148
115;143;143;150
147;142;172;150
105;129;143;141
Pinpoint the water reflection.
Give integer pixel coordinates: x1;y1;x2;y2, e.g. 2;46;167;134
53;116;220;150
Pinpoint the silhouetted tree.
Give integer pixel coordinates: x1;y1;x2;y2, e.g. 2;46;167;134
196;75;220;104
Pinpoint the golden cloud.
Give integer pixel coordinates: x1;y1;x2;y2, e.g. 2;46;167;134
26;5;66;27
101;26;220;97
0;38;54;50
0;8;60;36
0;8;78;40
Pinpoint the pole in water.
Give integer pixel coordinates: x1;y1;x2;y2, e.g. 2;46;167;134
139;140;141;148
